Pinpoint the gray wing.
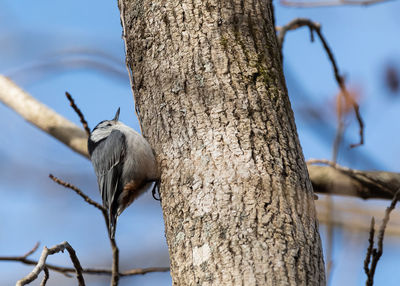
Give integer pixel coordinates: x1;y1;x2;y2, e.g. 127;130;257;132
90;130;126;237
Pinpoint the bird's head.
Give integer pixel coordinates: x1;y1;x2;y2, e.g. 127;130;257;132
89;108;121;143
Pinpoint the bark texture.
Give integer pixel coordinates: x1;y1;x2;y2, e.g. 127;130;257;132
119;0;325;285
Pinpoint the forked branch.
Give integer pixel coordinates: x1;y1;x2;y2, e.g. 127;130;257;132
364;190;400;286
0;242;169;278
277;18;364;149
16;241;85;286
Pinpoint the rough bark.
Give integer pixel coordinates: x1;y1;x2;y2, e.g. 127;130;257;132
118;0;325;285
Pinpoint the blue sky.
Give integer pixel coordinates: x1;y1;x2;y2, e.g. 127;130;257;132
0;0;399;285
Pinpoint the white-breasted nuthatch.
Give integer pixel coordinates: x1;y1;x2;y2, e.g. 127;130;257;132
88;108;159;239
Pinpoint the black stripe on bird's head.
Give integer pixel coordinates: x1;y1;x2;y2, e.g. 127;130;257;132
89;108;121;145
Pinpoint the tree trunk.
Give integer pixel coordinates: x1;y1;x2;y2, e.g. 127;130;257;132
119;0;326;285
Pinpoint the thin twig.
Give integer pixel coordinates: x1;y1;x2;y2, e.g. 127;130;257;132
111;239;119;286
49;174;119;285
0;253;169;277
49;174;106;213
65;243;85;285
16;241;85;286
363;217;375;281
48;174;121;285
23;242;40;258
0;255;71;278
364;189;400;286
103;209;120;286
40;267;49;286
277;18;364;149
280;0;392;8
102;206;120;286
120;267;170;276
65;91;91;136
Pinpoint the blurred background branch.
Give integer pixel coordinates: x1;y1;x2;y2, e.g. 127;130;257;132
277;17;364;150
0;75;88;158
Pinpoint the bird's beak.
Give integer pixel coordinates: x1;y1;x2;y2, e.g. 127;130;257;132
113;108;120;121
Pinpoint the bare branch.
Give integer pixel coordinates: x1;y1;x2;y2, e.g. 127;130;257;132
120;267;170;276
0;229;169;282
65;243;85;285
22;242;40;259
280;0;393;8
308;160;398;200
49;174;119;285
277;18;364;149
364;217;375;283
364;190;400;286
110;239;119;286
16;241;85;286
40;267;49;286
65;91;91;136
103;203;119;286
0;75;89;158
49;174;106;213
0;251;169;277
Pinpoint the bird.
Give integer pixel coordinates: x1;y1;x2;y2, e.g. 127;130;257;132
88;108;159;239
